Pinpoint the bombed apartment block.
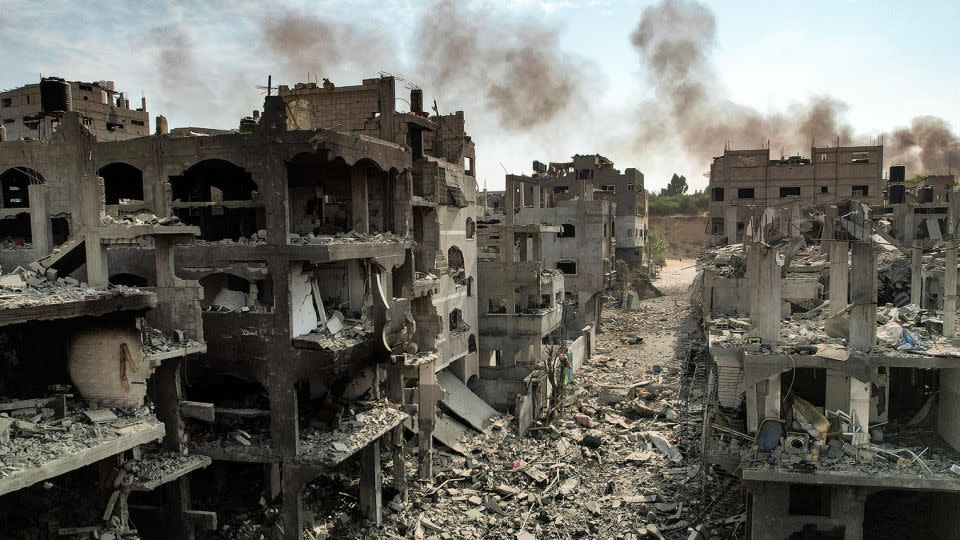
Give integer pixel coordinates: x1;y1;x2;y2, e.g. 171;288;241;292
0;78;149;142
708;145;884;246
523;154;648;266
0;74;487;539
695;200;960;539
480;167;617;336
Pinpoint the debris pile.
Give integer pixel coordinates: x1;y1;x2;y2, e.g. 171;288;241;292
289;231;412;246
0;395;155;475
101;212;182;227
0;265;146;310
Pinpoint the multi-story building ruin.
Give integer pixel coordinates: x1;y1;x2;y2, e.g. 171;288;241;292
523;154;648;265
707;145;884;245
1;79;149;141
0;74;486;539
695;200;960;539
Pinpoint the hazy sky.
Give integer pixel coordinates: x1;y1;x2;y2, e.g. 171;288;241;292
2;0;958;192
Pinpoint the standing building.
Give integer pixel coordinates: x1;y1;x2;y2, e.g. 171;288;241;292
1;79;149;141
707;145;884;245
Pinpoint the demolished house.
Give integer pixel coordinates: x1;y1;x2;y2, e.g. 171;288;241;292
694;198;960;539
0;74;491;539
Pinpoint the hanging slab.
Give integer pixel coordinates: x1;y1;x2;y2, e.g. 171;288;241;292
437;370;500;433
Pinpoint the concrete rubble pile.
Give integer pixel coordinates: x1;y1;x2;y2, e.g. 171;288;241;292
288;230;412;246
0;265;144;308
0;397;153;474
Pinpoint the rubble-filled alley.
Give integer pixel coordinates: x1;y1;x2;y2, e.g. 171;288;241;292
308;261;737;540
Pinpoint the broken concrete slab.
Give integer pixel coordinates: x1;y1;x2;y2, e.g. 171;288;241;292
436;370;499;433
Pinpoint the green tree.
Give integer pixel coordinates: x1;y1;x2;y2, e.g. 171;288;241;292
661;173;688;196
645;228;669;270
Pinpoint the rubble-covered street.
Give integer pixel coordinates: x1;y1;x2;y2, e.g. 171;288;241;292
306;261;736;540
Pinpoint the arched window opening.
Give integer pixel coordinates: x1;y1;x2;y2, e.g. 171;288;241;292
467;276;474;297
169;159;261;242
51;216;70;246
98;162;144;206
447;245;465;285
465;217;475;239
558;223;575;238
468;334;477;353
0;167;43;208
449;308;468;335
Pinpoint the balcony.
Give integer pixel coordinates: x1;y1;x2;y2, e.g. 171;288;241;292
481;305;563;338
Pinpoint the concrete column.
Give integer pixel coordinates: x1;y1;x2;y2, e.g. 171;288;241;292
531;185;541;209
532;234;543;262
755;245;781;345
351;166;369;234
822;206;836;257
417;361;437;480
81;176;109;286
849;378;872;445
281;473;303;540
825;372;849;414
747;242;760;319
84;230;109;286
358;441;383;525
828;241;849;315
849;242;877;351
27;184;52;257
903;205;916;244
790;203;801;239
724;205;737;244
893;205;906;242
946;238;957;337
911;240;922;306
760;374;781;421
387;358;407;501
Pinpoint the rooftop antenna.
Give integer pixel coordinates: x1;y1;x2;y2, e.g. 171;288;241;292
499;161;509;175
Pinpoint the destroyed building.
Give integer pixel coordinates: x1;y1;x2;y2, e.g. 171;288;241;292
694;199;960;539
0;74;493;538
523;154;648;266
1;78;149;142
708;146;884;246
482;170;615;334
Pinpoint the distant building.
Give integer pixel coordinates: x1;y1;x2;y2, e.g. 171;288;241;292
708;146;884;245
0;80;149;141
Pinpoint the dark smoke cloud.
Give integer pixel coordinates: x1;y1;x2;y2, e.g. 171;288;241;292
148;25;218;122
261;9;396;80
630;0;852;162
888;116;960;174
415;0;586;130
632;0;959;176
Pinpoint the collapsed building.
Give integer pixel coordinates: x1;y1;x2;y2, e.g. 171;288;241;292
707;145;884;246
694;197;960;539
0;74;497;538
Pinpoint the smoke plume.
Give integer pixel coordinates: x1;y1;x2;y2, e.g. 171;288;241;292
415;0;586;129
261;9;397;81
630;0;852;163
632;0;959;176
887;116;960;175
